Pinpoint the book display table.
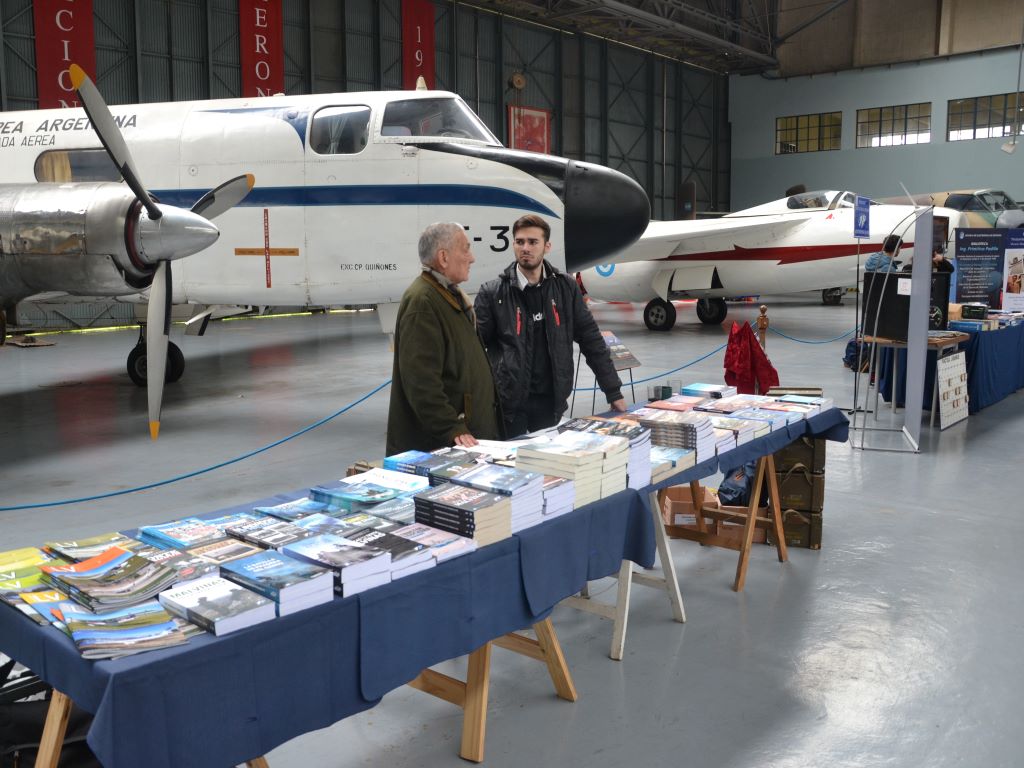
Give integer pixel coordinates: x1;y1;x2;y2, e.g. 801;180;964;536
0;487;654;768
868;333;969;427
564;408;849;659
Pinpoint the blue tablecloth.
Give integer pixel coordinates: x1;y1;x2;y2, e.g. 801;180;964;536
0;409;848;768
878;325;1024;413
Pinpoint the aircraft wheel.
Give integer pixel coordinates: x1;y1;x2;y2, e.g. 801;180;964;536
695;298;727;325
821;287;844;306
127;342;186;386
643;298;677;331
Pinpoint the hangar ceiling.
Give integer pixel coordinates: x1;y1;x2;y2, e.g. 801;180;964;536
460;0;783;73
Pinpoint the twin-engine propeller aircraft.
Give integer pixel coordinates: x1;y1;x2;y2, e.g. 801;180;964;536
577;189;963;330
0;68;649;436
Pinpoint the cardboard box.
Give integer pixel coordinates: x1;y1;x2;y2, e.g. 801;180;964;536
774;437;826;473
767;510;822;549
660;486;767;545
775;467;825;512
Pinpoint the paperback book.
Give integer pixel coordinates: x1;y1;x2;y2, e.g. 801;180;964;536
159;576;276;636
220;550;334;608
225;517;314;549
281;534;392;585
187;538;265;566
254;496;338;521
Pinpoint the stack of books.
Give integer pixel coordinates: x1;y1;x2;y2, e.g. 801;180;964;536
40;546;179;612
694;393;776;414
449;463;545;533
558;417;652;489
339;467;430;496
391;523;478;563
255;496;338;521
406;448;480;485
131;545;217;583
220;550;334;616
383;449;434;473
628;408;716;463
649;446;697;483
290;512;351;537
366;497;416;525
281;534;392;597
224;516;314;550
514;432;625;507
310;482;399;513
159;575;276;636
186;537;265;566
330;522;434;579
712;426;737;454
778;393;833;413
138;517;231;550
646;394;709;412
758;400;815;420
730;407;790;432
680;382;738;399
708;415;760;445
540;475;575;518
56;599;188;659
412;484;512;546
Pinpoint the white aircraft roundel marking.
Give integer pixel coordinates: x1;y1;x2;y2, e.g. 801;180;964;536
595;264;615;277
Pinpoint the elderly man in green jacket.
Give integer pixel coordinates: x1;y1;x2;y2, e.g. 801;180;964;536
386;222;502;455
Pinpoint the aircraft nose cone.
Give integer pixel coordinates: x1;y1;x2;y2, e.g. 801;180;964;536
563;160;650;272
138;206;220;265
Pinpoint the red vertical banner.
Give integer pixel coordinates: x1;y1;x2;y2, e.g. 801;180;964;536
402;0;435;90
33;0;96;109
239;0;284;97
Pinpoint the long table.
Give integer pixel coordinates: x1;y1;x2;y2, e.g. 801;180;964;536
0;488;653;768
0;409;848;767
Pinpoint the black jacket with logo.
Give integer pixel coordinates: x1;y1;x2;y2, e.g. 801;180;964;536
474;260;622;428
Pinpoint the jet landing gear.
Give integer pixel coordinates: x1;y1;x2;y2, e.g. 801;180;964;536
695;298;727;325
643;298;677;331
127;326;185;387
821;287;844;305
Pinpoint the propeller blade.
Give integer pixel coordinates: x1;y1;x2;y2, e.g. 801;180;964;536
69;64;162;221
147;261;171;440
191;174;256;220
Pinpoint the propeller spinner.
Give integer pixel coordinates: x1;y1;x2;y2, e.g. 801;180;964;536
70;64;254;439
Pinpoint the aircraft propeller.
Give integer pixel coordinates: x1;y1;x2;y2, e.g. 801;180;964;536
70;64;254;440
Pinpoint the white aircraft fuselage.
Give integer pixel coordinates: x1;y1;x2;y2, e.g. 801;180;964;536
578;190;964;326
0;90;649;309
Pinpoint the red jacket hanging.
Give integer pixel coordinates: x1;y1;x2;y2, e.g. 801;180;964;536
723;322;780;395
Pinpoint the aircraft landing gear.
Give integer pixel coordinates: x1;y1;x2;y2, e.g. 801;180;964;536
127;333;185;387
643;298;677;331
695;298;727;325
822;287;844;305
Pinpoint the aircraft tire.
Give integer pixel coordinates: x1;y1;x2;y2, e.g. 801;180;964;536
643;299;676;331
695;298;727;325
126;342;186;386
821;287;844;306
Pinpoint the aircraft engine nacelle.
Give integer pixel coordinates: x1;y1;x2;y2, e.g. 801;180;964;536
0;183;217;300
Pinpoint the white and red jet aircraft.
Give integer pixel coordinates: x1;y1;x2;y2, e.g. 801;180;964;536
578;189;963;330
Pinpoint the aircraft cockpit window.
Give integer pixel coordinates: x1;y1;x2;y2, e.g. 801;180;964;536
35;148;120;183
978;191;1017;212
381;97;498;143
786;191;834;210
309;106;371;155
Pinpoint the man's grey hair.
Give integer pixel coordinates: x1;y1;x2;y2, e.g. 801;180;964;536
418;222;464;267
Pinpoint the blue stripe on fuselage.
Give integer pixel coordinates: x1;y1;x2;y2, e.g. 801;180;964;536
153;184;559;218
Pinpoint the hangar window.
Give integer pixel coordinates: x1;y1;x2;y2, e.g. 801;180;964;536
34;148;121;182
947;92;1023;141
856;102;930;148
774;112;841;155
309;106;371;154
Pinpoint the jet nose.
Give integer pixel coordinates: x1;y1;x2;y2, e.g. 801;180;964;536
137;206;221;265
563;160;650;272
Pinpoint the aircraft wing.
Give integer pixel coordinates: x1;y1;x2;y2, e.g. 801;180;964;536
613;214;815;264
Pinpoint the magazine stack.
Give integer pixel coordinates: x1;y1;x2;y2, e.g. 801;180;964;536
449;463;545;533
56;599;188;659
40;546;179;612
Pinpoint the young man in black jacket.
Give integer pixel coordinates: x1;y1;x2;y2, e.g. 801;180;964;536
474;214;626;437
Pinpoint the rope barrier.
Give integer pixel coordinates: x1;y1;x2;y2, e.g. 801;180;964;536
767;326;856;344
0;379;392;512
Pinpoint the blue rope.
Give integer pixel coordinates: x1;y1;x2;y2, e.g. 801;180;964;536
767;326;856;344
0;379;393;512
573;340;730;391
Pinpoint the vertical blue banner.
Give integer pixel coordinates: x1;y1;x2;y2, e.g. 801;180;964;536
854;196;871;239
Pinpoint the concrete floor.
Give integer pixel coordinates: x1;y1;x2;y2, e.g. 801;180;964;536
1;295;1021;767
